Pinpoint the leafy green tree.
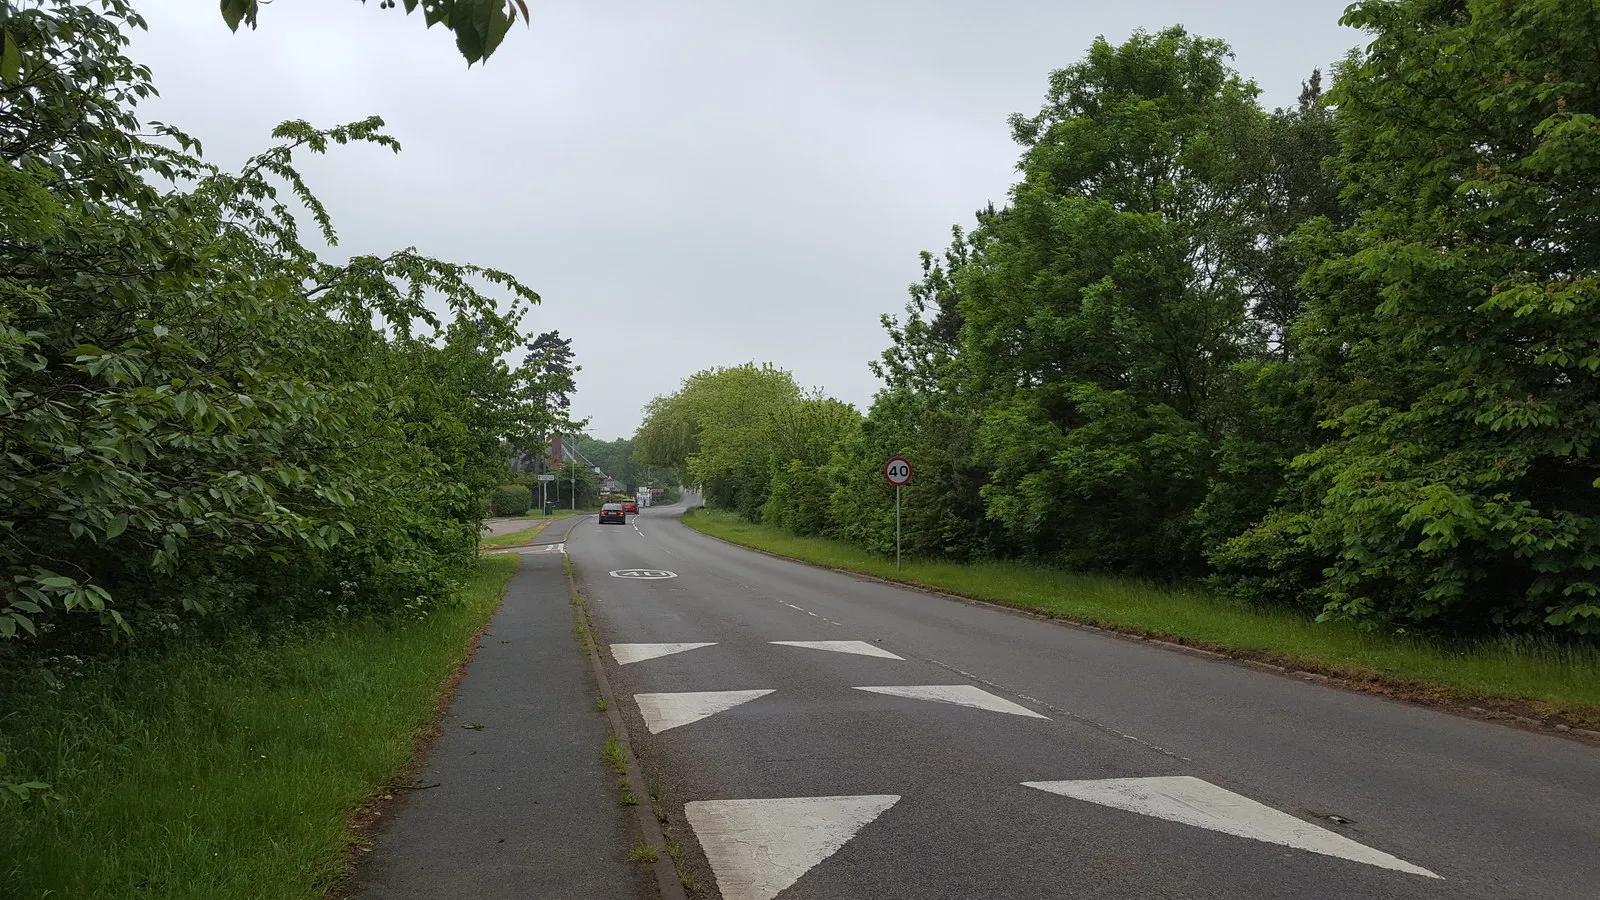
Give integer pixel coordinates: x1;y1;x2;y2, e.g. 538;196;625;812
831;224;998;559
634;363;802;512
1191;69;1349;568
567;435;677;493
1239;69;1348;355
548;459;598;509
760;396;860;534
524;330;577;419
0;0;559;649
1224;0;1600;633
956;27;1267;574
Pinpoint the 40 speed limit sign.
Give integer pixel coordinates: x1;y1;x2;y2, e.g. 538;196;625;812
883;456;912;570
883;456;913;486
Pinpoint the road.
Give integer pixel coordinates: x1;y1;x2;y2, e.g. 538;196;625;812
565;501;1600;900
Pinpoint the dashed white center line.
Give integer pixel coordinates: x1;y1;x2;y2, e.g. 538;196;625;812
774;600;845;627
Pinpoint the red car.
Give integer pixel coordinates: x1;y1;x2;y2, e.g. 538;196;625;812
621;500;639;515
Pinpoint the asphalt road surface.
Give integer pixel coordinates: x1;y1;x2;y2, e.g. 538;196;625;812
570;501;1600;900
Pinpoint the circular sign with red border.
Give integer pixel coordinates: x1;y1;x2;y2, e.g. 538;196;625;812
883;456;913;486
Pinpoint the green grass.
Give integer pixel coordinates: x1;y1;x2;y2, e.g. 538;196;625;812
480;520;552;548
0;554;519;900
627;843;659;863
480;508;591;548
683;508;1600;727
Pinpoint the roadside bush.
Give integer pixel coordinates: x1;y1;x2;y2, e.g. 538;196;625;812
0;0;570;655
489;485;533;517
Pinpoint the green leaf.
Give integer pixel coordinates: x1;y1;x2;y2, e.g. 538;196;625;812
1;29;21;85
220;0;251;32
105;515;129;539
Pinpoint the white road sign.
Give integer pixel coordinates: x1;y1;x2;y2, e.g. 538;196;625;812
883;456;913;486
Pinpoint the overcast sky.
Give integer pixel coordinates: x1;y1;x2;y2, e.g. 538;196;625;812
132;1;1363;439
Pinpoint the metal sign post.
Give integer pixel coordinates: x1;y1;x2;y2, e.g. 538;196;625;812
537;472;556;515
882;456;913;571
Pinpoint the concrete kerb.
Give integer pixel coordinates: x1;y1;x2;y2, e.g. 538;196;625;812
563;557;688;900
682;520;1600;748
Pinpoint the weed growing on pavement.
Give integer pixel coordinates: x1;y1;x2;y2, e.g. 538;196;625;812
602;735;626;773
645;768;696;891
628;843;659;863
0;555;518;899
684;508;1600;726
596;696;609;711
565;557;600;657
647;774;668;824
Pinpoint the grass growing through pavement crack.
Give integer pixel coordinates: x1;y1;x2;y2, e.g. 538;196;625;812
647;771;696;892
595;696;609;711
601;736;637;805
565;556;600;657
627;843;659;863
601;735;626;773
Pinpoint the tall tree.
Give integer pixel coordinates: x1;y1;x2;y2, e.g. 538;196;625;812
634;363;801;513
957;27;1267;573
0;0;555;647
1231;0;1600;633
524;330;577;418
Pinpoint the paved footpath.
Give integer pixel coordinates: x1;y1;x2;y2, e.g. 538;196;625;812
351;515;655;900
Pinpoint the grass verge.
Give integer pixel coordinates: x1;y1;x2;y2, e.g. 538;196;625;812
480;508;593;549
0;554;519;899
683;507;1600;730
481;520;553;549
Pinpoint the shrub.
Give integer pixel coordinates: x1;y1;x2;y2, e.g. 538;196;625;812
490;485;533;517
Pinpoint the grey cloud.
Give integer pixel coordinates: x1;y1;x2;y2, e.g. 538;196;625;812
133;0;1360;438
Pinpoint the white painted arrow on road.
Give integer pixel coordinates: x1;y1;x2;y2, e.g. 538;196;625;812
855;684;1048;719
1023;776;1439;878
610;642;716;665
634;690;773;734
770;640;904;660
685;795;901;900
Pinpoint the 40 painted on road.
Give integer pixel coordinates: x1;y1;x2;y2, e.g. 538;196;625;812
609;569;678;580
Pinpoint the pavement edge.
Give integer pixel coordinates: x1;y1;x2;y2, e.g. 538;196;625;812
563;555;691;900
